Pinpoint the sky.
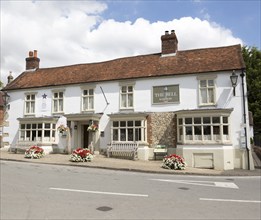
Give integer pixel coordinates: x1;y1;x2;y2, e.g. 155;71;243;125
1;0;260;85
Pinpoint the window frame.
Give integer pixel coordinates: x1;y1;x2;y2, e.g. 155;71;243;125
111;119;147;143
177;109;232;145
19;121;56;143
81;86;95;112
24;93;37;116
119;82;135;110
52;90;64;114
197;75;217;106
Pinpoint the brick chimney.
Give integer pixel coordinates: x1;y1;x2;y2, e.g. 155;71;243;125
26;50;40;70
7;71;14;84
161;30;178;56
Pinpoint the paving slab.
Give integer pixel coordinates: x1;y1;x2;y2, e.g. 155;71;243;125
0;148;260;176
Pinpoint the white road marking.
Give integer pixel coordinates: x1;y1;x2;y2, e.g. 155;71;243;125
200;198;261;203
149;179;239;189
49;187;148;197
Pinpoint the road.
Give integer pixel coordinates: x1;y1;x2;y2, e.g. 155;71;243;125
0;160;260;220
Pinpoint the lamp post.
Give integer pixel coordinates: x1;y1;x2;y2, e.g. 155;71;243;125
2;91;10;109
230;70;238;96
240;69;250;170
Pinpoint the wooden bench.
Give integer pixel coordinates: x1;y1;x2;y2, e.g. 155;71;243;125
153;145;167;160
107;142;139;160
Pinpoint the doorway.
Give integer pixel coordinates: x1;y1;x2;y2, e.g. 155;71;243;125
83;125;89;148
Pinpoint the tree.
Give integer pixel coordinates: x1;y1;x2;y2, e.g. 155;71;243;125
242;46;261;133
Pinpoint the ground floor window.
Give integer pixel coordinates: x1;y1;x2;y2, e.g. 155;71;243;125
177;110;231;144
112;120;146;142
19;122;56;143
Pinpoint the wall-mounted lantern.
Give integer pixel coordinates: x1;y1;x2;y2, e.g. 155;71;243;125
2;91;10;109
230;70;238;96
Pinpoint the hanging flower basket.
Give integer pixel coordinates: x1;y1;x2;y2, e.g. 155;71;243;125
25;146;45;159
87;124;98;132
162;154;186;170
57;125;69;136
70;148;94;162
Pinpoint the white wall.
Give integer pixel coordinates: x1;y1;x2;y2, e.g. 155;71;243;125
4;70;250;158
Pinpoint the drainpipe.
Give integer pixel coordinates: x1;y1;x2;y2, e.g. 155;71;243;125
240;68;250;170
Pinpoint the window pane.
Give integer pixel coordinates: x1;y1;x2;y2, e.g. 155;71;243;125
26;103;30;113
135;121;141;126
121;86;127;93
194;126;202;135
89;97;94;109
200;80;207;87
89;89;93;95
54;100;58;112
208;80;214;86
194;117;201;124
21;124;25;129
26;124;31;129
113;129;118;141
201;89;207;103
185;118;192;124
59;100;63;111
54;93;58;98
45;123;50;129
208;88;214;103
38;124;42;129
44;130;50;137
83;90;88;95
127;121;133;127
121;94;127;107
113;121;119;127
213;117;220;124
178;118;183;125
135;128;141;141
223;126;228;135
31;94;35;100
203;126;211;135
32;124;37;129
120;121;126;127
120;129;126;141
223;117;228;123
128;129;133;141
213;126;220;135
128;94;133;107
185;126;192;135
128;86;133;92
59;92;63;98
203;117;210;124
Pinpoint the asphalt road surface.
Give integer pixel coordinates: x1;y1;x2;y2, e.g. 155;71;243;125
1;160;260;220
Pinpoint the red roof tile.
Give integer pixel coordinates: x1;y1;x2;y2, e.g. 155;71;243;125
4;44;245;91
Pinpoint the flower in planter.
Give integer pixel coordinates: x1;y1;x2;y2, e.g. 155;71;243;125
162;154;186;170
25;146;45;159
87;124;98;132
57;125;69;133
70;148;94;162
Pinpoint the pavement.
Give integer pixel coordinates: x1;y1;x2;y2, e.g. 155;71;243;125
0;148;260;176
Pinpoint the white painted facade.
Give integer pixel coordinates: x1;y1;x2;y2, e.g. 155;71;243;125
3;69;254;170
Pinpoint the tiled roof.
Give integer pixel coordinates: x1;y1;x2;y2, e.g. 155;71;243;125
3;44;245;91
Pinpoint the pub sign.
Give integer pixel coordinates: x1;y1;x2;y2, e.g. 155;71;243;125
152;85;179;104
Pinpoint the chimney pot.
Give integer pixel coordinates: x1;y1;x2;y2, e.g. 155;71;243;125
171;30;175;34
33;50;38;58
165;30;169;35
29;51;33;57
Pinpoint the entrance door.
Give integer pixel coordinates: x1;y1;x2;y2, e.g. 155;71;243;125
83;125;89;148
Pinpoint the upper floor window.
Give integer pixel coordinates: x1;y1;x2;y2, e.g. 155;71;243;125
52;91;64;113
120;85;133;109
82;88;94;111
25;94;36;115
198;77;216;106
